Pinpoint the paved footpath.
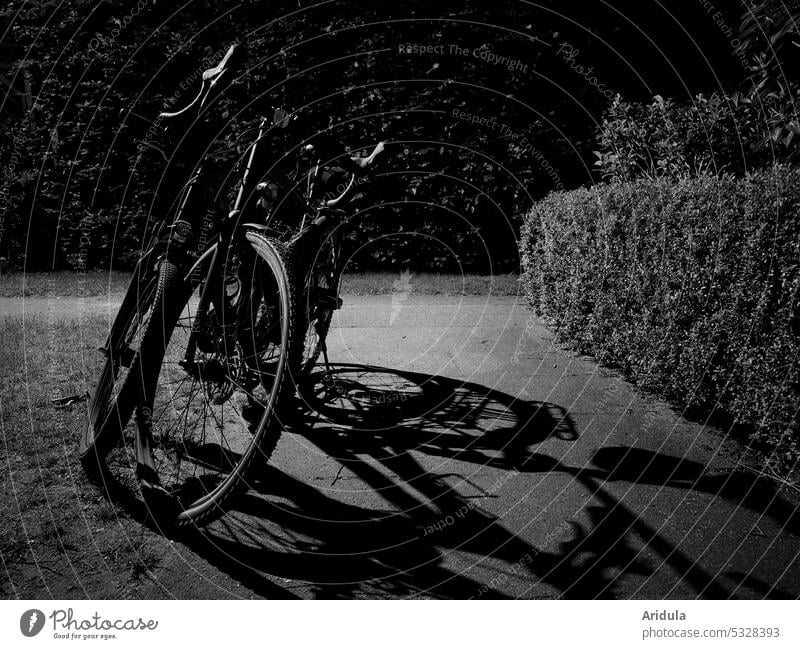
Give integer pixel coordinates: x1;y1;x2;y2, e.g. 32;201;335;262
4;295;799;598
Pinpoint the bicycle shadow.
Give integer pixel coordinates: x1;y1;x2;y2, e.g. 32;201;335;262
180;363;587;598
297;363;578;469
179;364;800;599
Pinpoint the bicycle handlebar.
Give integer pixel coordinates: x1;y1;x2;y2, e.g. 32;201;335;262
323;174;356;207
350;141;385;170
320;141;385;207
159;43;243;120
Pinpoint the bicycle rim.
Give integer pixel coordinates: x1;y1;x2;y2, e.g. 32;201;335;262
300;231;341;375
80;267;159;473
136;235;295;527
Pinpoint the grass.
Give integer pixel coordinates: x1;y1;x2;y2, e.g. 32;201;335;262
1;271;521;298
0;314;174;598
0;271;131;297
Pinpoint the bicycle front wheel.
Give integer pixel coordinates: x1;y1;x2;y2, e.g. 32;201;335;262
134;234;297;528
80;261;160;477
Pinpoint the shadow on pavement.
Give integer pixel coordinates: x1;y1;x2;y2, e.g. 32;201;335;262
178;364;800;599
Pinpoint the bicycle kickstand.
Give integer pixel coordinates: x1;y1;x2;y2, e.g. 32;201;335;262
321;340;332;374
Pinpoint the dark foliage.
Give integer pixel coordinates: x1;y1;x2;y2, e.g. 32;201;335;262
736;0;800;153
1;0;751;271
593;92;791;181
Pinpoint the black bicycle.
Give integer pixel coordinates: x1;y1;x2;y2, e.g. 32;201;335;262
80;44;384;528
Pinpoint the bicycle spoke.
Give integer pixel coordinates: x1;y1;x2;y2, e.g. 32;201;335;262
125;235;293;526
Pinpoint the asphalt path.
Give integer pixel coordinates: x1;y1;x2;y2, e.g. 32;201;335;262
4;295;799;598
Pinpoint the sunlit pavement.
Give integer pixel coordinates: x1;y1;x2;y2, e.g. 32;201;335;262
5;295;799;599
210;295;800;599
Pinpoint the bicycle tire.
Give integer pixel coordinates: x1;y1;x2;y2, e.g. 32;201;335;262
132;234;297;528
80;263;161;478
295;228;342;376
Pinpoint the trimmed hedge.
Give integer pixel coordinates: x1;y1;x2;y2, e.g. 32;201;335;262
520;166;800;468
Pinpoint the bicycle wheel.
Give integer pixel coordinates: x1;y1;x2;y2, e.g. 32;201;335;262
297;229;341;376
133;234;296;528
80;262;160;477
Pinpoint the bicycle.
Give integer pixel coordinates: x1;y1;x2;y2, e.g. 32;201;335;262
284;134;385;387
80;44;384;528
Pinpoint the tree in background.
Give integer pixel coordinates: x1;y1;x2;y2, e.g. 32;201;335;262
737;0;799;155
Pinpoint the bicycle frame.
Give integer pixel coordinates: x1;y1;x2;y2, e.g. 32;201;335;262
150;116;276;369
130;108;349;371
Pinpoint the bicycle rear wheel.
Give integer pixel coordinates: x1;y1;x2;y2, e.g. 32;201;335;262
133;234;296;528
298;229;341;375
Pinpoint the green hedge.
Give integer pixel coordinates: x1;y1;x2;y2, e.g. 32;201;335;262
520;166;800;468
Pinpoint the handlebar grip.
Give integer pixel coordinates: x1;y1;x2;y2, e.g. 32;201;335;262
202;43;240;83
351;141;385;169
158;43;244;120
